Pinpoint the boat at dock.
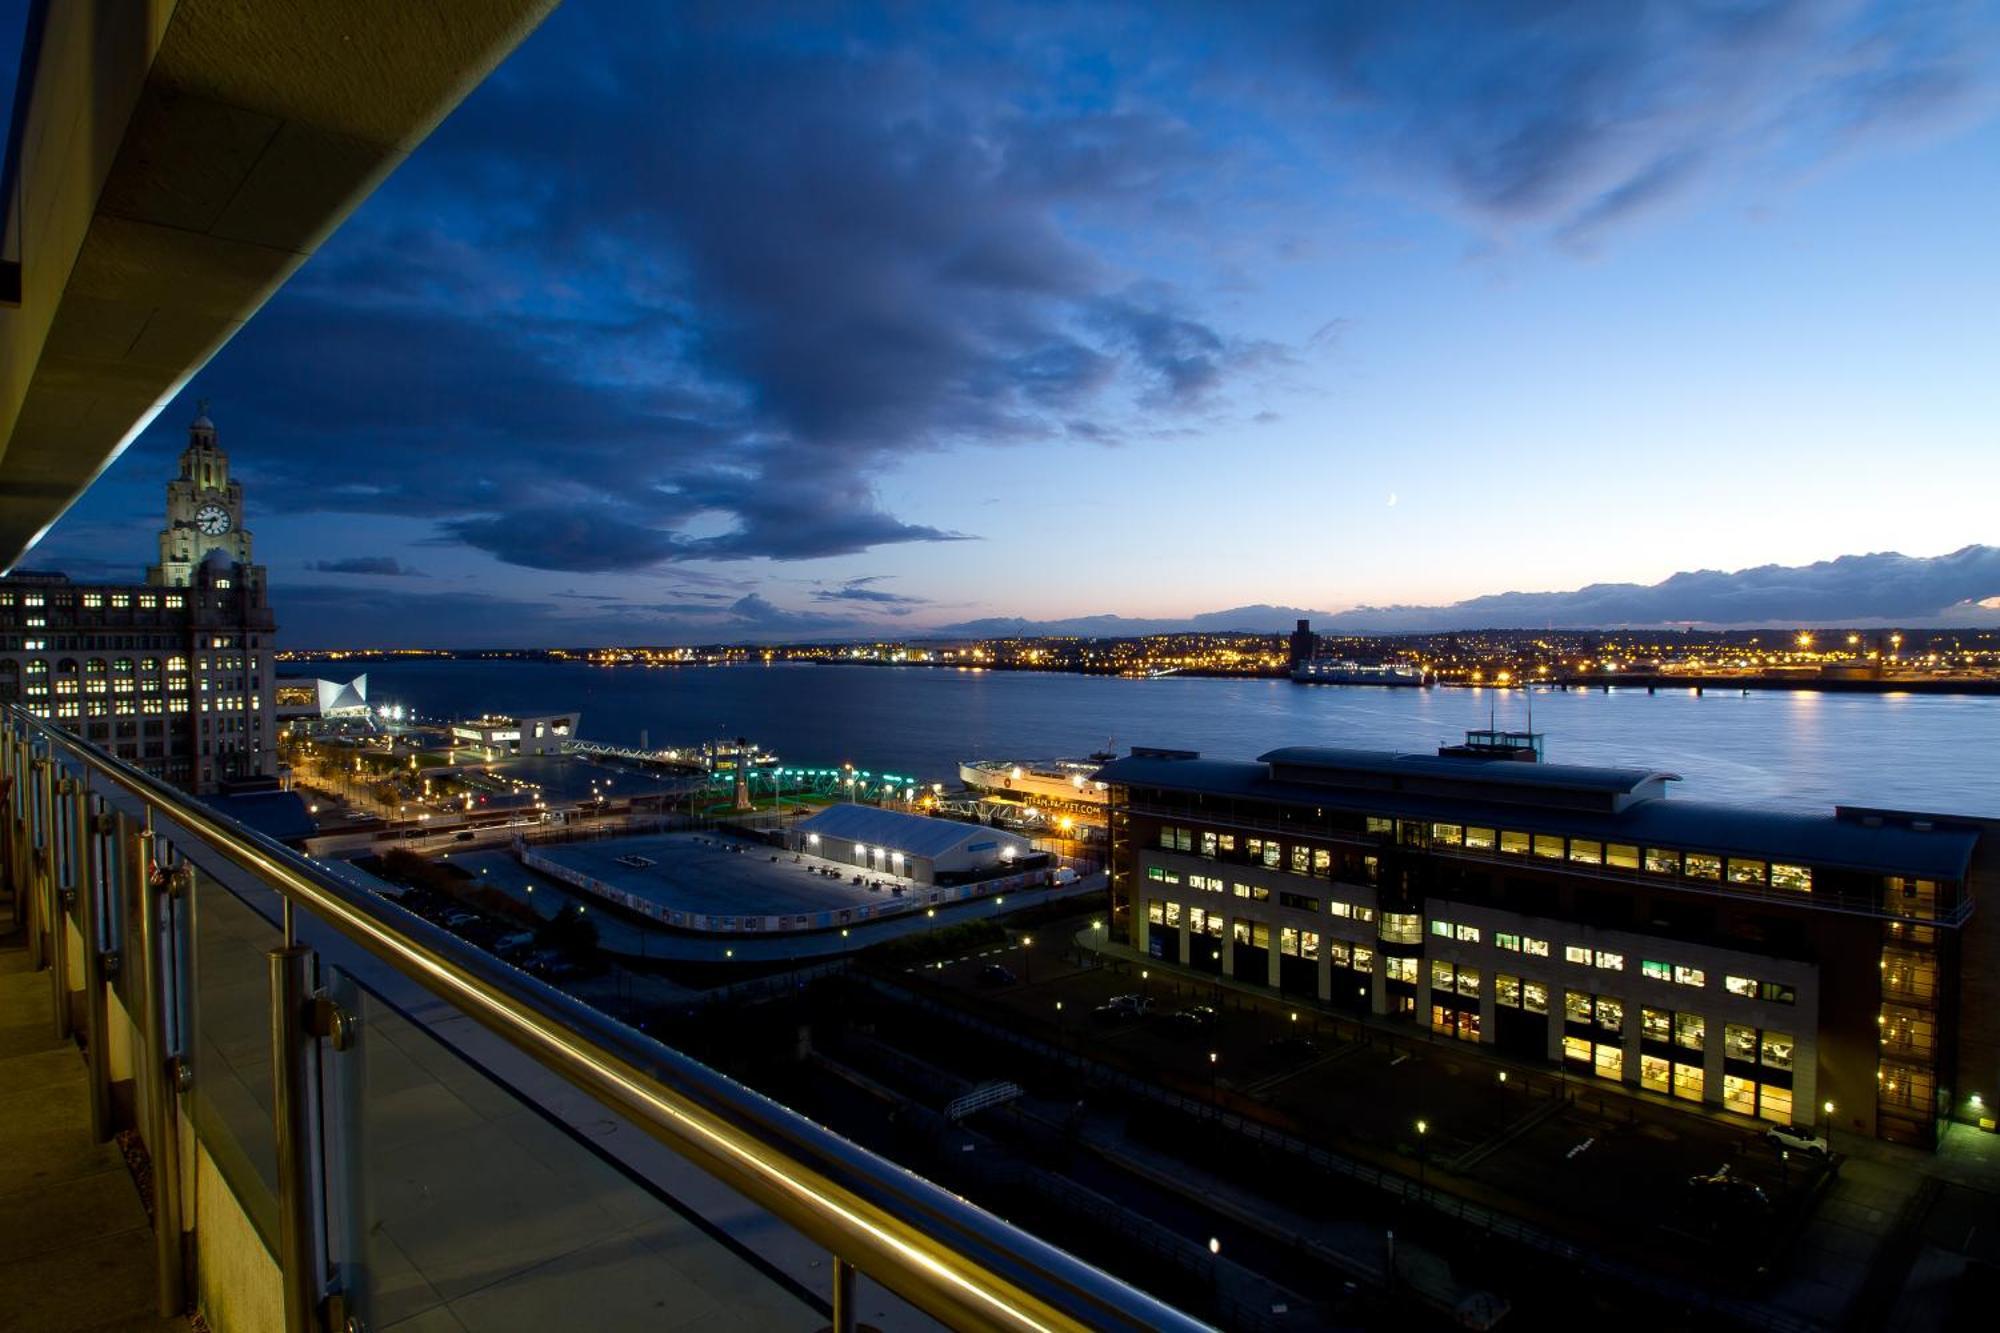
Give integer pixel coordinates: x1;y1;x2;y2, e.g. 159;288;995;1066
1291;659;1431;687
958;756;1112;807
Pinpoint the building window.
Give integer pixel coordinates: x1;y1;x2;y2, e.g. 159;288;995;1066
1674;965;1705;988
1500;830;1530;856
1642;959;1672;982
1148;901;1166;925
1564;990;1593;1024
1431;919;1453;938
1595;996;1624;1033
1724;1023;1758;1063
1684;853;1721;881
1723;1074;1756;1116
1760;982;1795;1006
1563;1035;1592;1064
1455;966;1480;998
1563;945;1590;965
1594;1043;1623;1081
1455;924;1480;944
1673;1063;1705;1102
1379;913;1421;945
1758;1085;1792;1125
1523;936;1550;958
1771;863;1812;892
1727;858;1767;886
1532;834;1564;860
1496;974;1522;1007
1432;959;1455;991
1640;1055;1671;1093
1521;980;1549;1014
1365;816;1394;836
1759;1031;1794;1072
1299;931;1319;961
1465;827;1496;851
1431;823;1463;845
1607;843;1640;870
1641;1007;1670;1042
1644;848;1679;875
1569;839;1602;865
1384;955;1416;984
1159;825;1193;852
1674;1012;1706;1051
1494;932;1520;952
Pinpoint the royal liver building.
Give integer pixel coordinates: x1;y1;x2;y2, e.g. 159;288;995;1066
0;406;277;793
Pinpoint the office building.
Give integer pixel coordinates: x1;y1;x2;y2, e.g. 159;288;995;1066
1100;736;1998;1147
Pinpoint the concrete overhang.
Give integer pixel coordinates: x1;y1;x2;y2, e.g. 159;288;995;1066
0;0;560;570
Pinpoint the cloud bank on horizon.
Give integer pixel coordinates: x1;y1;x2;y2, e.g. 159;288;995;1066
14;0;2000;643
266;544;2000;648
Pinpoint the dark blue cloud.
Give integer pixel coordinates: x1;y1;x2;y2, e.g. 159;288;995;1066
304;557;425;577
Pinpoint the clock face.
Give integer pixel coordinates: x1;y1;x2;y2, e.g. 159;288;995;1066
194;503;232;536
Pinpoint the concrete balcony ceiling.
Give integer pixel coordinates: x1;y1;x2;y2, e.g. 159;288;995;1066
0;0;560;571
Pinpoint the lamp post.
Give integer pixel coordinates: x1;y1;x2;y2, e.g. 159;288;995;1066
1415;1117;1429;1192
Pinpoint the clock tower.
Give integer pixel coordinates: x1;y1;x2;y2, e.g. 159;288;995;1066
149;402;253;587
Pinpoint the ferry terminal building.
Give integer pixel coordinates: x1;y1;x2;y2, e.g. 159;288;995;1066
1099;738;1998;1147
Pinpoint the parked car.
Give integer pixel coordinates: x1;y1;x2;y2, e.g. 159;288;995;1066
1160;1004;1217;1032
1684;1166;1770;1212
454;830;475;842
1763;1123;1830;1159
1092;993;1153;1021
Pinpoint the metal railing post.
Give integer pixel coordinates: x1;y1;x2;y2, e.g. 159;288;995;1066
832;1256;857;1333
34;752;71;1032
270;943;319;1333
47;774;78;1039
26;752;48;971
136;824;187;1315
77;786;114;1143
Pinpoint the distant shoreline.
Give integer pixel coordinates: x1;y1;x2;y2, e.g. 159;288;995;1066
276;653;2000;696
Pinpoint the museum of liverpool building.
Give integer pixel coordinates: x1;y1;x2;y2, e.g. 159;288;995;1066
1098;734;1998;1148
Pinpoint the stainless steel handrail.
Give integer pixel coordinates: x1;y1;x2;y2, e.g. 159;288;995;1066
2;707;1208;1333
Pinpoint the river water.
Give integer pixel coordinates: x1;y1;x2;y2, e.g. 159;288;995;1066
283;660;2000;818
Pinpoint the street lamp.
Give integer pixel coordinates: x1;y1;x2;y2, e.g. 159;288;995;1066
1415;1118;1429;1190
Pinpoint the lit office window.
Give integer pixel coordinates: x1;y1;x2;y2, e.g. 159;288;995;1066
1684;853;1721;881
1455;966;1480;998
1465;827;1496;851
1430;823;1463;845
1674;1012;1706;1051
1727;859;1767;886
1724;1023;1758;1062
1643;848;1679;875
1758;1085;1793;1125
1568;839;1602;865
1495;974;1521;1007
1594;1043;1623;1081
1606;844;1640;870
1564;945;1590;965
1384;955;1415;983
1532;834;1564;860
1641;1007;1670;1042
1494;932;1520;952
1521;981;1549;1014
1594;951;1624;971
1640;1055;1670;1093
1674;965;1706;989
1500;830;1530;856
1723;1074;1756;1116
1563;1035;1592;1064
1759;1031;1793;1072
1564;990;1593;1023
1724;975;1757;999
1770;863;1812;892
1595;996;1623;1033
1760;982;1796;1006
1642;959;1672;982
1523;937;1550;957
1455;924;1480;944
1431;919;1453;938
1673;1063;1705;1102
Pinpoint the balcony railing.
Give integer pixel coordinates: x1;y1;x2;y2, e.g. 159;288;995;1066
2;704;1210;1333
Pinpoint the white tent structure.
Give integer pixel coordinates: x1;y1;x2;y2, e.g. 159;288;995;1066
791;804;1034;884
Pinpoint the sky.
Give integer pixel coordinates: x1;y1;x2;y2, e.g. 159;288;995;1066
11;1;2000;646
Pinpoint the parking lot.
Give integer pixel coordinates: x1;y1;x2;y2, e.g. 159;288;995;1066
896;923;1832;1288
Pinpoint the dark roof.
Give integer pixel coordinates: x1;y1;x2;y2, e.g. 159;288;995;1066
1094;753;1980;881
1256;746;1677;796
797;803;1029;860
203;790;317;845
